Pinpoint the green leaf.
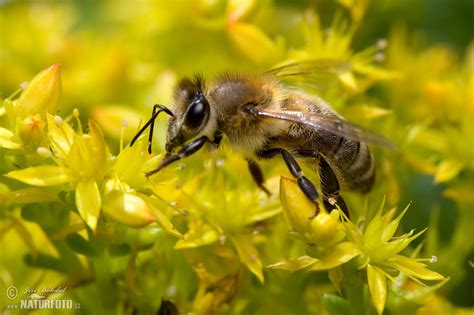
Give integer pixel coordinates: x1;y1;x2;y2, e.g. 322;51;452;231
321;293;351;315
24;253;66;273
402;277;450;303
0;187;59;204
13;219;37;261
6;165;74;186
66;233;99;256
75;180;101;231
108;243;132;256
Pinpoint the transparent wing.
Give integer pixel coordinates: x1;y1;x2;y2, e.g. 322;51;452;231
265;59;351;78
265;59;351;93
257;110;397;150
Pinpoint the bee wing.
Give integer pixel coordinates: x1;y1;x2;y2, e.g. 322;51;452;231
257;110;398;150
265;59;351;78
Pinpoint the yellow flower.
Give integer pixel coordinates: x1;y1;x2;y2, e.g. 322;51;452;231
268;177;359;272
15;114;46;149
342;202;445;314
172;155;281;283
6;112;108;231
269;178;445;314
0;65;61;151
279;176;345;246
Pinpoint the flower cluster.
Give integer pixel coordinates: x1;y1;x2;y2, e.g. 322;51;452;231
1;66;180;236
269;178;445;314
1;1;470;314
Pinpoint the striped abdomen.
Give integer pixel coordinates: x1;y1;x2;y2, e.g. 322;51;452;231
320;136;374;193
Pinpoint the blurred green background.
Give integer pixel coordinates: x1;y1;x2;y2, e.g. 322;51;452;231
1;0;473;314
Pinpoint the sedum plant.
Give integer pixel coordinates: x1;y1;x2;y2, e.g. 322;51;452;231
1;1;472;314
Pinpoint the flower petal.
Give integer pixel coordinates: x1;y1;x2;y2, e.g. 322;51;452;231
267;255;318;271
46;113;75;157
363;201;385;248
371;229;426;262
175;220;219;249
6;166;74;186
231;235;264;283
434;159;464;183
367;264;387;315
76;180;101;231
102;191;155;228
0;127;21;149
308;242;361;271
91;105;142;141
140;194;183;239
387;255;445;280
381;204;410;243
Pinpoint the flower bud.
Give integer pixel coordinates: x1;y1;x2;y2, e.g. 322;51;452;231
227;0;256;23
280;176;314;235
309;210;345;246
16;114;45;148
102;191;156;228
16;64;61;118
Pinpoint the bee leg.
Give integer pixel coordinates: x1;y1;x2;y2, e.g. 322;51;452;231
280;149;320;218
130;104;174;154
146;136;209;177
247;159;271;196
318;157;349;218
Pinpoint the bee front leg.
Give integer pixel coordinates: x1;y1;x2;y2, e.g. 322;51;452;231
146;136;209;177
318;157;349;218
246;159;271;196
130;104;174;154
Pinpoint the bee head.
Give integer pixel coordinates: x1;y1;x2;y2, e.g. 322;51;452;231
166;75;211;152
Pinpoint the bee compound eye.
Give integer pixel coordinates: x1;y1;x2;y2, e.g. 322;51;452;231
183;97;209;130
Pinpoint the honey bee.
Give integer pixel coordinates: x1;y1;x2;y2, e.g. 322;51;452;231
131;60;396;217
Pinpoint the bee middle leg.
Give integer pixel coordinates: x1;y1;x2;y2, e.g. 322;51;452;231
318;157;349;217
257;148;320;217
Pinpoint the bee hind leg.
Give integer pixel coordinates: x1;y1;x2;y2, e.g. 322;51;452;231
279;149;320;218
318;157;349;218
247;159;271;196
